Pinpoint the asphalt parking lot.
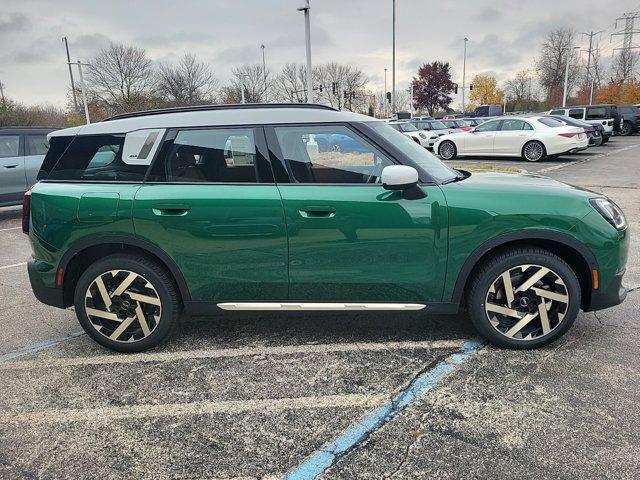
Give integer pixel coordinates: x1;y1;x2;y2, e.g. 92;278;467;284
1;136;639;479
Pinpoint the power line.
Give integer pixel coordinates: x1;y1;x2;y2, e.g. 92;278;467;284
610;11;640;82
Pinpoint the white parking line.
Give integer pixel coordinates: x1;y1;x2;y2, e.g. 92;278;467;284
0;339;466;370
0;261;27;270
0;226;21;232
0;393;389;424
537;143;640;174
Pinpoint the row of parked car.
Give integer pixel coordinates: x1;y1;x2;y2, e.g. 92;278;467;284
386;104;639;162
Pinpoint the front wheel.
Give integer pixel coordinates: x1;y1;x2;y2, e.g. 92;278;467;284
74;254;181;352
438;140;457;160
466;247;581;349
522;141;546;162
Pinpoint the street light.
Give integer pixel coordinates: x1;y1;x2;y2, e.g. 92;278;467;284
384;68;388;118
260;44;267;103
67;60;90;124
462;37;468;113
240;74;250;104
391;0;396;114
297;0;314;103
562;46;580;108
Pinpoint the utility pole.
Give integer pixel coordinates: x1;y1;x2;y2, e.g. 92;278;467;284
562;46;579;108
297;0;314;103
260;44;268;103
384;68;388;118
581;30;604;105
409;83;414;117
0;80;5;106
69;61;90;124
391;0;396;114
611;12;640;84
62;37;78;111
462;37;468;113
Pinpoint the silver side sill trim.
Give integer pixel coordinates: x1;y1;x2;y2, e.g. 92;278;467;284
217;302;427;311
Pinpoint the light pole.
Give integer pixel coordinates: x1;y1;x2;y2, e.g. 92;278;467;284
240;74;249;104
62;37;78;111
409;83;414;117
562;46;579;107
391;0;396;114
260;44;267;103
69;61;90;124
384;68;388;118
297;0;314;103
462;37;468;113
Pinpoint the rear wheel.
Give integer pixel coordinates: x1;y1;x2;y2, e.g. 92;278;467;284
621;121;632;136
466;247;580;349
438;140;457;160
522;141;546;162
74;254;181;352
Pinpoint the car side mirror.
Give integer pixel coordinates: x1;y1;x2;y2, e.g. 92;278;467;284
381;165;426;200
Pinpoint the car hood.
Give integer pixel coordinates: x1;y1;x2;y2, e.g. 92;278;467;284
450;171;596;196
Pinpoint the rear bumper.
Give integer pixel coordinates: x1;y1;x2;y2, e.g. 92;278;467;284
585;269;627;311
28;257;66;309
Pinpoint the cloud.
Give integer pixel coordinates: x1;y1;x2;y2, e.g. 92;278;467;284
70;33;113;58
0;12;29;34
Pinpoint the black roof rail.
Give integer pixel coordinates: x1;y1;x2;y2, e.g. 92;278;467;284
105;103;338;121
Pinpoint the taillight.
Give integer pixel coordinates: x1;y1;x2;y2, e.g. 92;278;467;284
22;190;31;234
558;132;579;138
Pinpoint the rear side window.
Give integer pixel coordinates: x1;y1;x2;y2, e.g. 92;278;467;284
586;107;607;119
26;135;49;156
549;109;565;115
46;134;147;181
500;119;533;131
148;128;272;183
0;135;20;158
568;109;583;119
537;118;564;127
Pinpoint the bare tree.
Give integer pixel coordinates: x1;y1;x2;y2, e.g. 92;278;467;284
156;54;216;106
536;28;581;104
314;62;368;110
505;70;539;111
0;98;67;127
272;63;309;103
87;43;155;114
222;64;271;104
611;49;639;84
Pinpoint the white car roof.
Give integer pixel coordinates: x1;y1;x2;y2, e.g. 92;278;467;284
50;104;378;137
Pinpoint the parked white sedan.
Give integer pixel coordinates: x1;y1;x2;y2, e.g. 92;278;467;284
387;121;438;148
433;116;589;162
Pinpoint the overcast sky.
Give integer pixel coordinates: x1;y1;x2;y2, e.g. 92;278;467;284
1;0;638;108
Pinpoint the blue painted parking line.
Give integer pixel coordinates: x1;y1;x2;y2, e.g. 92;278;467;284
0;332;85;362
284;340;483;480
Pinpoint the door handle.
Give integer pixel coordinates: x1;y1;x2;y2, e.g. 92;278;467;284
299;206;336;218
3;164;18;169
152;204;191;216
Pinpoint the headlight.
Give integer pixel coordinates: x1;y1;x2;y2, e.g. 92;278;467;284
419;133;426;139
590;198;627;230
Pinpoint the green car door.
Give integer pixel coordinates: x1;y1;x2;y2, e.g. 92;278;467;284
133;127;288;302
267;124;448;303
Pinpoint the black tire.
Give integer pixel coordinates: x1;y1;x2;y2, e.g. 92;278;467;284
602;136;610;144
74;254;181;353
522;141;546;162
438;140;457;160
621;121;633;136
466;246;581;349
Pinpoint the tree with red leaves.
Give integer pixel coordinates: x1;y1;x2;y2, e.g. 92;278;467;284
412;61;455;115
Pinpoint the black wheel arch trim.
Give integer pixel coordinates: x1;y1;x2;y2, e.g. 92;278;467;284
449;229;598;307
58;234;191;301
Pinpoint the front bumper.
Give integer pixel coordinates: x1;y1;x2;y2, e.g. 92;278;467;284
28;257;66;309
585;269;627;311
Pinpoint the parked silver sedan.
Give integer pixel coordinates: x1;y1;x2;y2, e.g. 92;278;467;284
0;127;54;206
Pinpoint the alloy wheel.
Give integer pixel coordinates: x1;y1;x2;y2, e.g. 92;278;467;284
621;122;632;136
523;142;544;161
439;141;455;159
484;264;569;341
84;269;162;343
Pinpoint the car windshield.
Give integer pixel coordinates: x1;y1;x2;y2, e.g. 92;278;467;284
367;122;459;183
396;123;418;132
430;121;447;129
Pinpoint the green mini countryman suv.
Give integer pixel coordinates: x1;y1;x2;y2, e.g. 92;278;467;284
24;104;629;352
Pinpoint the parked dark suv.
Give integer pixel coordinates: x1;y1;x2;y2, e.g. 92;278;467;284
618;105;640;136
